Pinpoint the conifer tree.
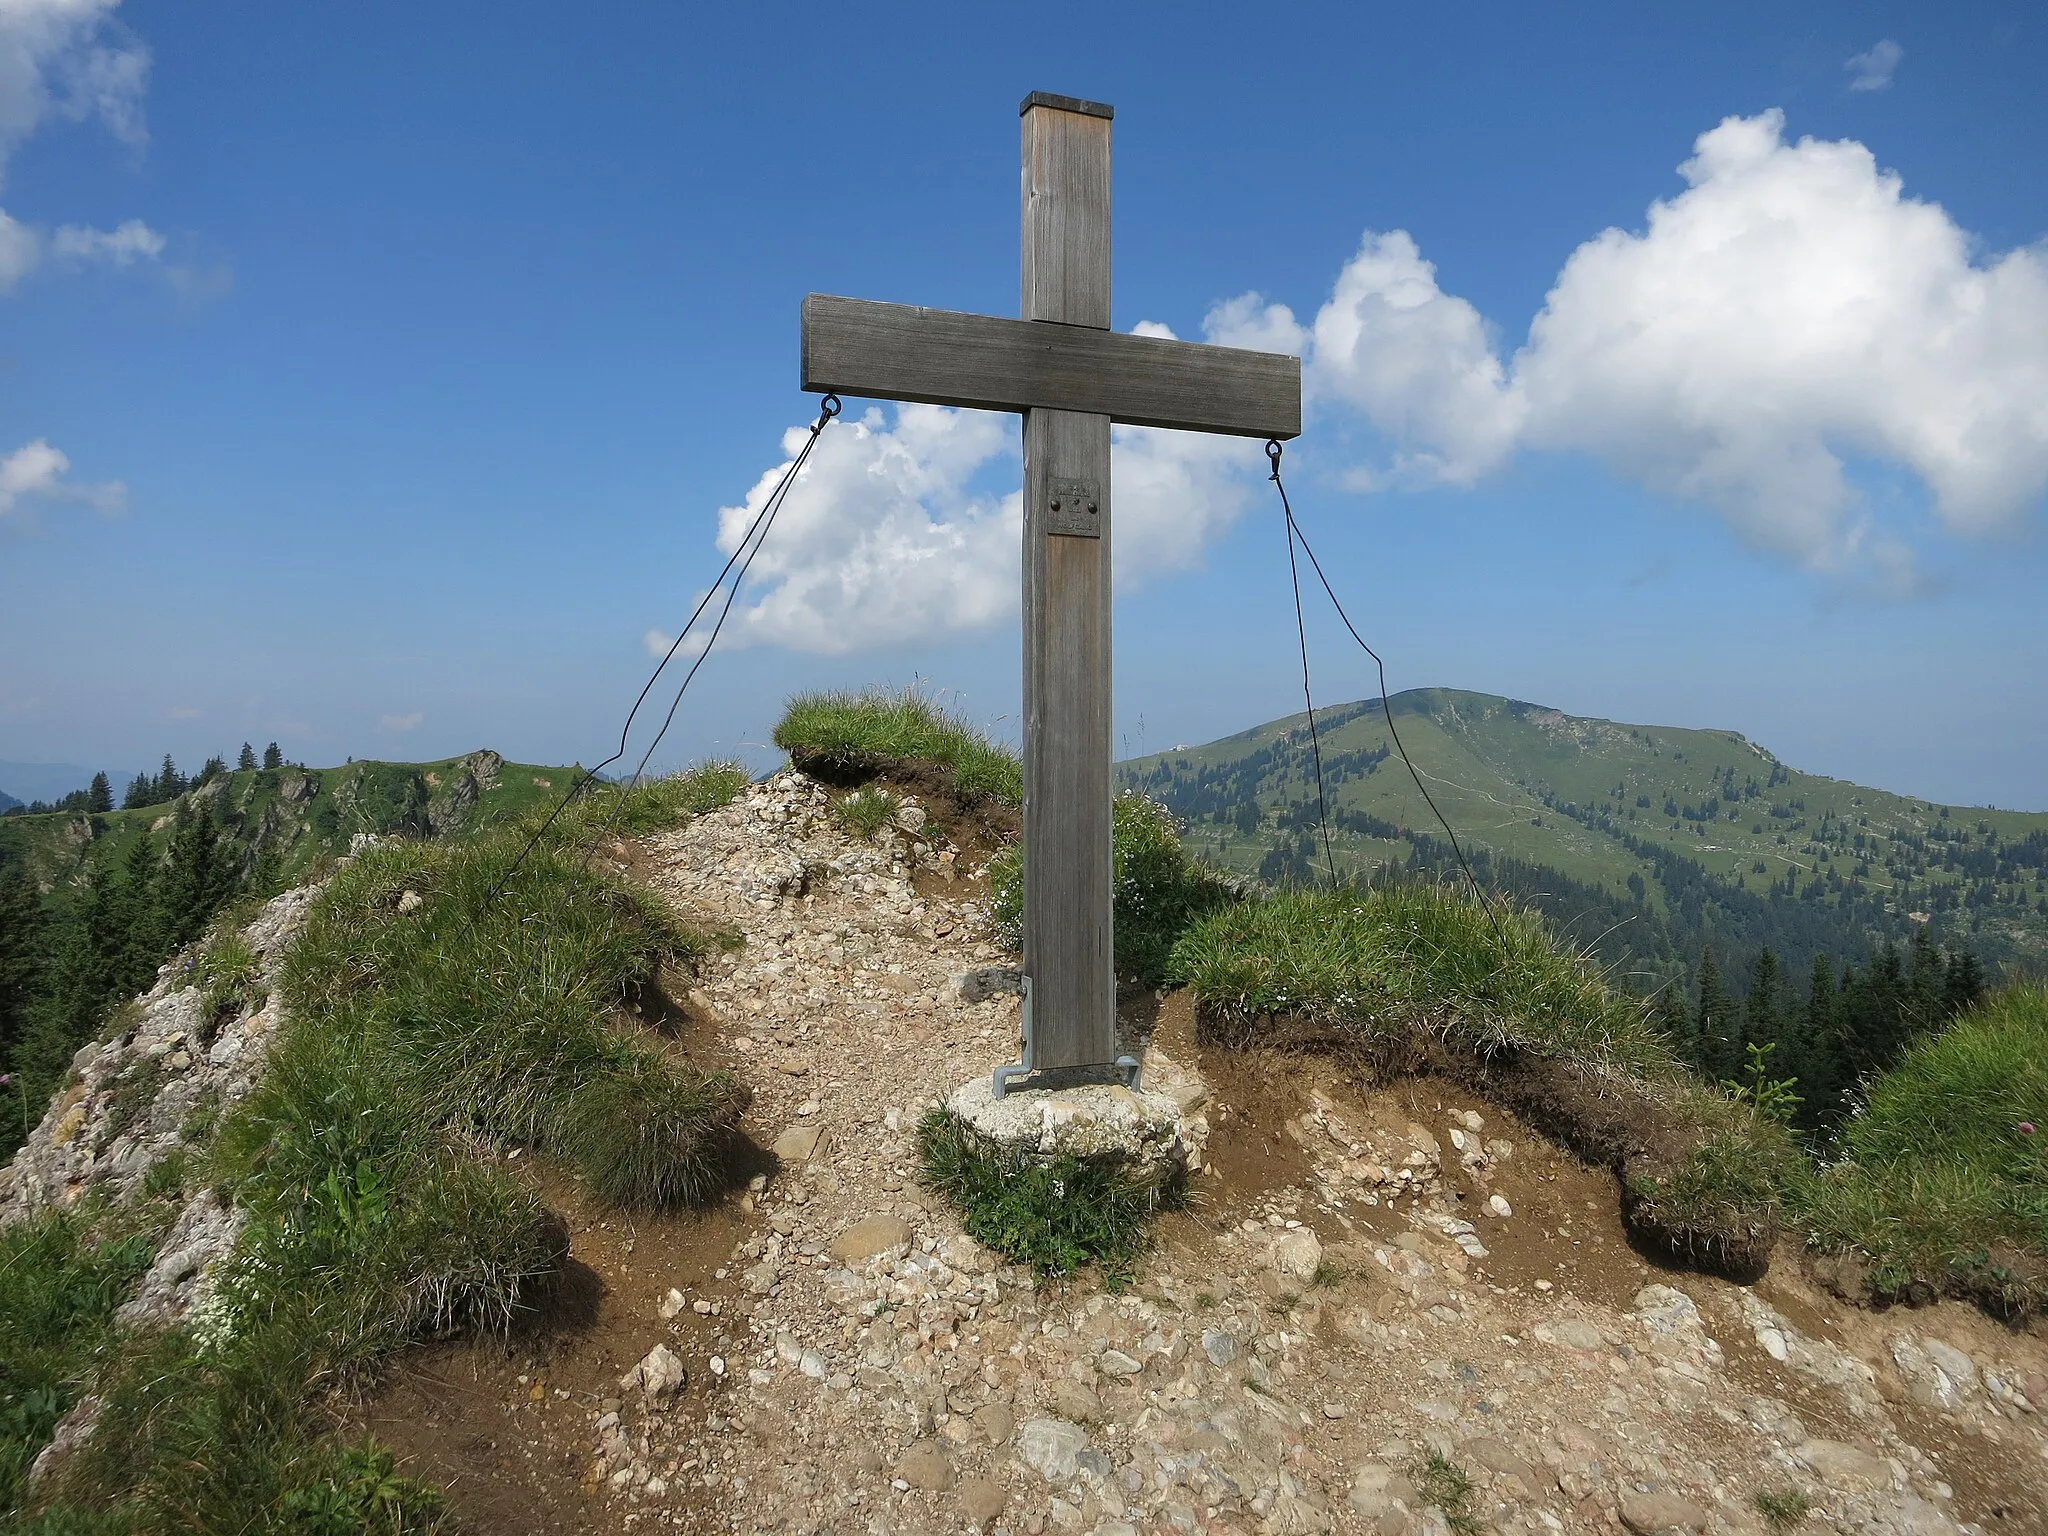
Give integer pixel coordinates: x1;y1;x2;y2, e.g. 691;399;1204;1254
1744;947;1785;1057
86;772;113;814
238;742;258;772
157;803;234;949
1694;949;1739;1082
1942;949;1985;1016
1654;980;1697;1064
122;773;154;810
0;861;45;1065
1905;926;1946;1039
262;742;283;771
155;754;183;802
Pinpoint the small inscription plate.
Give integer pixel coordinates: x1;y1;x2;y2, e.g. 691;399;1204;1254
1046;477;1102;538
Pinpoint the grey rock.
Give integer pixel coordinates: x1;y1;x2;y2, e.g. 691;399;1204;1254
829;1213;911;1262
621;1343;688;1404
1268;1228;1323;1283
1534;1318;1607;1351
772;1123;824;1162
1793;1438;1891;1491
1618;1490;1708;1534
1017;1417;1090;1482
894;1438;951;1490
1203;1330;1240;1366
951;967;1023;1004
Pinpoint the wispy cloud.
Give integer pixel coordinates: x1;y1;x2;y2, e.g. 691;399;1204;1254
1845;39;1903;93
642;626;709;661
0;438;126;521
378;711;424;733
0;1;161;292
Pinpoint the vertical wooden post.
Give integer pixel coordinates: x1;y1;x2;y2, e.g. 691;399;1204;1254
1019;93;1116;1071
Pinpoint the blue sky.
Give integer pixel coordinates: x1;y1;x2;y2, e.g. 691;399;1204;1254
2;1;2045;808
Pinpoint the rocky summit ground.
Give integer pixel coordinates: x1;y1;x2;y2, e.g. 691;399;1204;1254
344;769;2048;1536
12;770;2048;1535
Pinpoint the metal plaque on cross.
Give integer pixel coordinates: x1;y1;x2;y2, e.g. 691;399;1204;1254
800;92;1301;1092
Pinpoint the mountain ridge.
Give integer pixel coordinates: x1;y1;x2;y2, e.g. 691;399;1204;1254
1118;687;2048;989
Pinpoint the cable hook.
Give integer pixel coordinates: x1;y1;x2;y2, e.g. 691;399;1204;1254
1266;438;1283;480
819;393;842;422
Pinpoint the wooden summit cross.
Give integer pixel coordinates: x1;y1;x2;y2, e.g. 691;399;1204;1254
802;92;1300;1091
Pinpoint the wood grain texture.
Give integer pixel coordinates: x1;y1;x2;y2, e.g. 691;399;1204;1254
800;295;1301;439
1018;96;1116;1070
1022;407;1115;1069
1023;100;1111;328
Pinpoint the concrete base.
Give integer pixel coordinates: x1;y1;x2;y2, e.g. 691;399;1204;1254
946;1060;1205;1182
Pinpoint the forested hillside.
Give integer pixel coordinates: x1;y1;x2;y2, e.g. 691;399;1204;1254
1119;689;2038;1131
0;748;575;1157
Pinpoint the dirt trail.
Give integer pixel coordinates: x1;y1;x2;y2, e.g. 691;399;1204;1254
357;770;2048;1536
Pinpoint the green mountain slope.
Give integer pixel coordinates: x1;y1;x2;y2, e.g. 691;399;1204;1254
0;750;578;915
1118;689;2048;989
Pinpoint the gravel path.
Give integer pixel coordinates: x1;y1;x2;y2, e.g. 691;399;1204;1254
588;770;2048;1536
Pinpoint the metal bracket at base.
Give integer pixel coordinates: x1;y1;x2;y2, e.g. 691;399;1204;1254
992;975;1036;1099
992;975;1145;1097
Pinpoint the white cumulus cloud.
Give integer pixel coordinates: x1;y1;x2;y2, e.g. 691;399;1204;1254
1845;39;1903;92
0;0;156;291
0;436;125;518
713;403;1021;655
706;321;1271;657
1273;110;2048;575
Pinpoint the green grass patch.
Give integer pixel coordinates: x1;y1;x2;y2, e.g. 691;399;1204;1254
1754;1486;1813;1529
774;689;1021;804
1409;1449;1482;1536
917;1108;1182;1281
1170;879;1797;1273
0;1211;155;1520
194;932;261;1020
1167;880;1672;1075
991;793;1239;986
1791;983;2048;1313
530;761;748;848
833;787;902;841
25;774;745;1527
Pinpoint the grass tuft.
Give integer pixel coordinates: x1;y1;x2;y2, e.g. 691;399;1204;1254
991;794;1239;986
0;1211;156;1519
27;769;743;1527
917;1108;1182;1280
1409;1449;1482;1536
1168;880;1673;1074
1791;983;2048;1313
834;788;903;841
1170;879;1793;1273
195;932;262;1020
559;1044;747;1209
1754;1486;1813;1529
525;761;748;849
283;1440;450;1534
774;689;1021;804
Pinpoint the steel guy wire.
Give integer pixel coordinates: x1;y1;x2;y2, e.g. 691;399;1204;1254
486;393;841;901
1268;440;1339;890
1263;437;1514;955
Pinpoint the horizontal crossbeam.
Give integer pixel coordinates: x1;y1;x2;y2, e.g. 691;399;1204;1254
801;294;1300;440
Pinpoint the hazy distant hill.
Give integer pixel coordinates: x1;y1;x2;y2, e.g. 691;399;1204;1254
0;760;138;807
1118;688;2048;990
